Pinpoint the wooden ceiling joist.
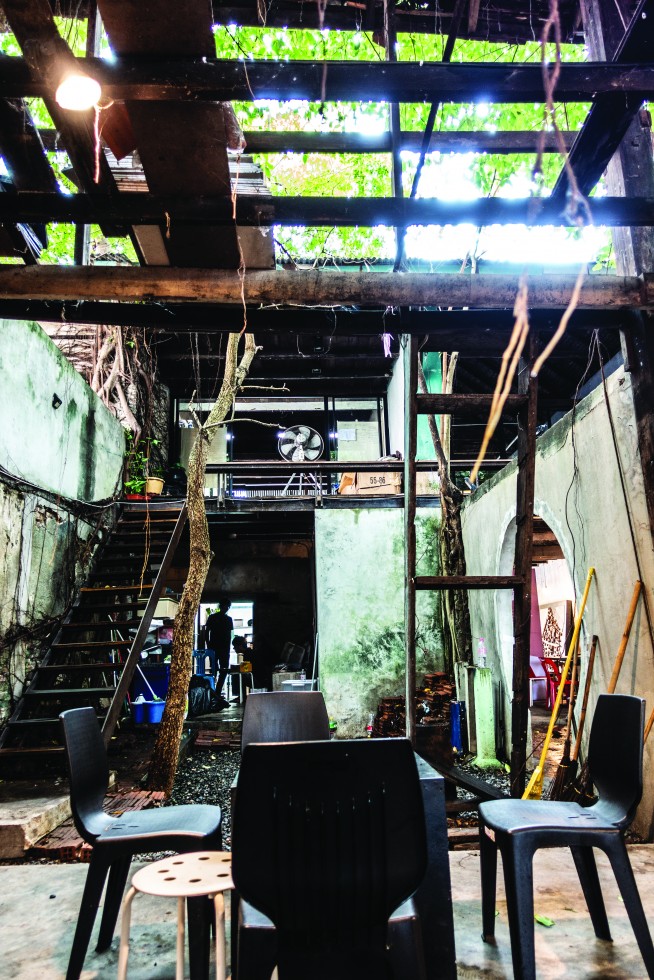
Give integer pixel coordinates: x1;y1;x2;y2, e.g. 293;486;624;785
5;302;630;350
5;191;654;228
551;0;654;204
0;266;650;309
1;57;653;104
38;127;578;155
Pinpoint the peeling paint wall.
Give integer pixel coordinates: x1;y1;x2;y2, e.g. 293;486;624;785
0;320;124;725
461;367;654;837
315;506;442;736
0;318;125;501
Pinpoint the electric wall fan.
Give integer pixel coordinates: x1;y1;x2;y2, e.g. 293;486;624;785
277;425;324;494
277;425;324;463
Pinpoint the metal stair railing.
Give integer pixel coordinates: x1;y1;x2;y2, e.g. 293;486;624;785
102;502;188;744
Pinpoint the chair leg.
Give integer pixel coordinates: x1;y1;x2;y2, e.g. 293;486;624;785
500;839;537;980
96;854;132;952
65;852;111;980
479;823;498;941
569;845;612;941
604;838;654;978
187;895;212;980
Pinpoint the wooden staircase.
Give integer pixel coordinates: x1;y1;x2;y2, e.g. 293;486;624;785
0;503;187;773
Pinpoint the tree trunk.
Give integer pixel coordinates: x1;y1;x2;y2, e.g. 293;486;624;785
418;360;472;672
148;332;257;795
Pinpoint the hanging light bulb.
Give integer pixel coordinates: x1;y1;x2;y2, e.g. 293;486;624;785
55;71;101;111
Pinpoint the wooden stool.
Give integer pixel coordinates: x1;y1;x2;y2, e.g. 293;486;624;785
117;851;233;980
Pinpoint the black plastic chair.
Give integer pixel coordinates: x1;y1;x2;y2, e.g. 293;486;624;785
60;707;223;980
479;694;654;980
240;690;330;750
232;737;428;980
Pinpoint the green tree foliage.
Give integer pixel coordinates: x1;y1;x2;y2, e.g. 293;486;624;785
0;21;608;265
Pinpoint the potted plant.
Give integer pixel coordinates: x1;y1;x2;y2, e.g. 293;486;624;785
146;470;165;495
124;433;161;499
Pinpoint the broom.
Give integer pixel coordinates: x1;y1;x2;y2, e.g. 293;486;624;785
547;634;581;800
522;567;595;800
570;582;642;806
559;634;597;801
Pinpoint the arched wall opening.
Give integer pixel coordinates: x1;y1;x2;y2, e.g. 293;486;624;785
495;507;575;753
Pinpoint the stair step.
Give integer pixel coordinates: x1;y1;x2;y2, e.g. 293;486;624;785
81;585;153;593
26;687;115;697
9;717;85;727
60;620;140;631
73;602;146;613
100;550;167;559
39;663;124;672
120;516;179;524
0;746;65;757
51;641;131;651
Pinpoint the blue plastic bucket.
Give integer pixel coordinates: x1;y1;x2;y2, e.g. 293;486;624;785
145;700;165;723
132;700;146;724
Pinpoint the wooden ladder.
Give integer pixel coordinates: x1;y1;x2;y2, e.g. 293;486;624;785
403;335;537;797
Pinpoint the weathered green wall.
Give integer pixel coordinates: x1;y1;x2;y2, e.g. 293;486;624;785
461;367;654;837
0;318;125;501
315;507;442;736
0;320;124;725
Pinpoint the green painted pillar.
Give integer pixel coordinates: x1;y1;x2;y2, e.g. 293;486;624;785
473;667;503;769
417;352;441;460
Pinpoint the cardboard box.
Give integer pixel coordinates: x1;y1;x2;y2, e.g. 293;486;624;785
338;471;402;495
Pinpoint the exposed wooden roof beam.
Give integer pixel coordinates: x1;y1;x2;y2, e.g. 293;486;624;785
6;191;654;227
1;57;652;103
10;301;630;348
0;266;649;308
39;127;579;154
552;0;654;204
0;1;127;238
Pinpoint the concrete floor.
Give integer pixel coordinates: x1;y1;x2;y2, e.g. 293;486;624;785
2;846;654;978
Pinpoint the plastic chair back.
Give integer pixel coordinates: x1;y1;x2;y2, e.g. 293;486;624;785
589;693;645;826
241;691;329;753
60;707;111;842
232;738;427;977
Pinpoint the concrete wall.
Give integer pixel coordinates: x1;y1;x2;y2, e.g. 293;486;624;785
0;320;124;726
461;367;654;837
315;506;442;737
0;318;125;501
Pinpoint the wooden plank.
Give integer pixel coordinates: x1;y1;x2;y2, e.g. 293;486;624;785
404;335;418;747
0;299;628;338
417;393;527;415
0;266;647;309
2;57;654;104
416;575;523;589
7;190;654;228
96;0;246;269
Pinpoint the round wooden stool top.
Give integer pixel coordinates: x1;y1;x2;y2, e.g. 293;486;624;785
131;851;233;899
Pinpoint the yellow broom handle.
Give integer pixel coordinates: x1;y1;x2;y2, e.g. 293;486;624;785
607;580;642;694
532;568;595;777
